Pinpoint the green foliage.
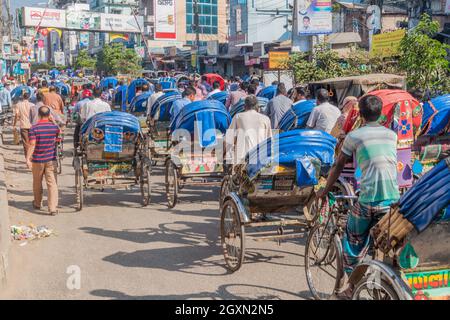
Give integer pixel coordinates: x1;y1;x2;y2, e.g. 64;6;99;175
96;43;142;76
399;14;450;94
74;50;96;70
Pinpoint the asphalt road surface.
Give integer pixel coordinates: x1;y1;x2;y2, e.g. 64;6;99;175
0;128;314;300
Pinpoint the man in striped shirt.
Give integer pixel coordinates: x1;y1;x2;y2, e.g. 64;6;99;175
27;106;60;215
317;94;400;298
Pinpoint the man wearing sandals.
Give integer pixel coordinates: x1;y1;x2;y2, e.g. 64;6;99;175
317;95;400;299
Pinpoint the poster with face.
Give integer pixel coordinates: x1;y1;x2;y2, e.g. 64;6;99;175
297;0;332;35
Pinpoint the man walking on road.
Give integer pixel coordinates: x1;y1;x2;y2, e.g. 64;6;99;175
27;106;61;215
306;89;341;133
43;86;65;116
13;92;34;158
0;83;12;113
265;83;293;129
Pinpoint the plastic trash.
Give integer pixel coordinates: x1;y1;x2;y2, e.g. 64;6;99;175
10;224;54;241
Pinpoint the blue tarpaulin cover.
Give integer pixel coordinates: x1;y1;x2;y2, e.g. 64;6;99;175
127;79;150;104
170;100;231;148
421;94;450;135
278;100;316;131
129;91;152;114
229;97;270;118
208;91;229;105
81;111;141;141
399;157;450;232
246;129;337;181
100;77;118;90
150;91;182;121
159;77;177;90
11;86;32;100
54;82;70;97
257;85;277;100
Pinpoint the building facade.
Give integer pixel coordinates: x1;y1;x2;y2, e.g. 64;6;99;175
89;0;139;15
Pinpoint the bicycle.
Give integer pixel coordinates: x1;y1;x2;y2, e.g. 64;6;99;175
304;194;357;300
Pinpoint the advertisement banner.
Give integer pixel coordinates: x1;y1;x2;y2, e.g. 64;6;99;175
66;11;101;31
135;46;146;58
207;41;219;56
371;29;406;58
297;0;332;35
154;0;176;40
22;7;66;29
80;32;90;49
268;51;289;69
54;51;65;66
101;14;143;33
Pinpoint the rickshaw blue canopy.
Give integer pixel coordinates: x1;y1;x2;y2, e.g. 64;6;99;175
11;85;32;100
170;100;232;148
100;77;118;90
150;91;182;121
127;79;150;104
421;94;450;136
81;111;141;139
208;91;229;105
129;91;152;114
246;130;337;181
54;82;70;97
399;157;450;232
159;77;177;90
278;100;316;131
257;85;277;100
229;97;270;118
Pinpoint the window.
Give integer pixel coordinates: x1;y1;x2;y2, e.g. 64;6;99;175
186;0;219;35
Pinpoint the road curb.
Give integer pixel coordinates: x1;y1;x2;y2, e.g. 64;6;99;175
0;150;10;290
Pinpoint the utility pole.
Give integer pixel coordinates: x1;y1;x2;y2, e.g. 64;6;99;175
193;0;200;74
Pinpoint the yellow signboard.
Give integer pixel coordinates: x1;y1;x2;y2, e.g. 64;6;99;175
371;29;406;58
269;51;289;69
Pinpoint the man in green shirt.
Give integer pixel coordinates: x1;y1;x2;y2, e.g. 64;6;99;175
318;94;400;298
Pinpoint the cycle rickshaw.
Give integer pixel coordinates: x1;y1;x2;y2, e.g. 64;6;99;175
147;90;182;163
165;100;231;208
257;85;277;100
207;91;229;106
219;129;337;272
73;111;151;211
229;97;270;118
304;157;450;300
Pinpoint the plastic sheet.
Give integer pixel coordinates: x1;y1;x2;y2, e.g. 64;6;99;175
159;77;177;90
246;129;337;180
421;94;450;136
208;91;229;105
150;91;182;121
399;157;450;232
278;100;316;131
257;85;277;100
100;77;118;90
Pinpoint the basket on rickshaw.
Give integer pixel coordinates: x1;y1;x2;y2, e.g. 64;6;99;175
73;111;151;210
165;100;231;208
348;157;450;300
146;91;182;162
219;129;337;272
229;97;269;118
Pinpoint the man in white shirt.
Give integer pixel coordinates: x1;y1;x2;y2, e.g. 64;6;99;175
306;88;341;133
225;95;272;165
146;83;164;117
81;88;111;122
206;81;222;99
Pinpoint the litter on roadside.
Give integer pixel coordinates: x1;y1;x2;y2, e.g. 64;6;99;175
10;225;54;241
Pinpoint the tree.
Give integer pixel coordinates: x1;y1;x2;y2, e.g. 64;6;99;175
96;43;142;76
399;14;450;94
74;49;96;70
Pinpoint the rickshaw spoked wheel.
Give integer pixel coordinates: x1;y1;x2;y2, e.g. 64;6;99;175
221;199;245;273
140;162;151;207
75;169;84;211
165;160;178;208
219;175;232;209
305;224;343;300
352;277;399;300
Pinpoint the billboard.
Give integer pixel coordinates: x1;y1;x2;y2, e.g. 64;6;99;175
371;29;406;58
66;11;101;31
101;14;143;33
54;51;65;66
154;0;176;40
297;0;332;35
22;7;66;29
269;51;289;69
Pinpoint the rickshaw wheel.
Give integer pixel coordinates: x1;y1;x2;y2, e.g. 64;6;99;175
352;277;399;300
305;224;343;300
140;162;151;207
75;169;84;211
221;199;245;273
219;175;232;209
165;160;178;208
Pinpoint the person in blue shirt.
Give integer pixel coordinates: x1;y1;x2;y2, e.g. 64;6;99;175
170;86;196;120
0;83;12;113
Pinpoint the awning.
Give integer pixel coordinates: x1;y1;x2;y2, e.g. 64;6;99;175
234;43;254;47
326;32;362;45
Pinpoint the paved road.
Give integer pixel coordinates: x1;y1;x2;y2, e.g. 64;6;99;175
0;129;312;300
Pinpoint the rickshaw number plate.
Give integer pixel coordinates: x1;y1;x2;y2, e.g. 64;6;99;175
273;176;294;191
155;140;168;149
